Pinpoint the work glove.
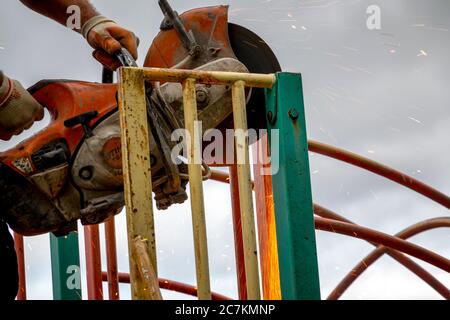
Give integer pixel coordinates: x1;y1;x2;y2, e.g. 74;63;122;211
0;72;44;141
81;16;138;71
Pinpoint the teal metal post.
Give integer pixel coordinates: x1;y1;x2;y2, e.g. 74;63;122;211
265;72;321;300
50;232;82;300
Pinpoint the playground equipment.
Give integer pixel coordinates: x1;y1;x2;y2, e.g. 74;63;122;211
9;2;450;301
13;65;450;300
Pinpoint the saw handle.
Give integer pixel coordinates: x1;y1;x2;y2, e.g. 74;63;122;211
64;111;99;138
101;47;138;84
158;0;200;56
116;47;138;68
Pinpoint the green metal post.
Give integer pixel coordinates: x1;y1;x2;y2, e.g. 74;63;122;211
265;72;321;300
50;232;82;300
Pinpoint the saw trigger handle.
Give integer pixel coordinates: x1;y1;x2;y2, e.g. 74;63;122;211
64;110;99;138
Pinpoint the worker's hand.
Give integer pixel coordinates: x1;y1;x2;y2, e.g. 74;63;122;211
81;16;138;71
0;72;44;141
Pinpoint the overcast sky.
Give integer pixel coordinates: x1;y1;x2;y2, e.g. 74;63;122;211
0;0;449;300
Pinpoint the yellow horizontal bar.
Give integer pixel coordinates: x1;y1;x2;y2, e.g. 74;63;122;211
136;67;276;89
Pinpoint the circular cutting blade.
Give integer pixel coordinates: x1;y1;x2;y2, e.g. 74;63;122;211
227;23;282;131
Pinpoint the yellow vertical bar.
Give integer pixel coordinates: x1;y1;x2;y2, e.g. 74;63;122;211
232;80;261;300
182;78;212;300
118;67;159;300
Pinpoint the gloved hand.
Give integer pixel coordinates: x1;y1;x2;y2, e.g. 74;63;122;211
0;72;44;141
81;16;138;71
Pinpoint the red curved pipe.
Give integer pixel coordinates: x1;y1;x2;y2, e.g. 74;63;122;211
210;171;450;298
212;141;450;210
101;272;232;300
315;217;450;273
314;205;450;299
308;140;450;209
210;165;450;298
314;205;450;300
327;217;450;300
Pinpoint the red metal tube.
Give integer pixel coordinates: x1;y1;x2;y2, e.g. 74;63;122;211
211;169;254;190
308;140;450;209
313;205;450;300
101;272;232;300
210;170;230;185
314;205;450;299
13;233;26;300
252;137;281;300
210;158;450;298
315;217;450;273
213;141;450;210
84;225;103;300
104;218;120;300
229;165;248;300
327;216;450;300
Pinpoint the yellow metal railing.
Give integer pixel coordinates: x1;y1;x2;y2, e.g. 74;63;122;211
118;67;275;300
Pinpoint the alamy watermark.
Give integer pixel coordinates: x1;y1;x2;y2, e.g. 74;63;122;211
66;265;81;290
66;5;81;30
171;123;280;176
